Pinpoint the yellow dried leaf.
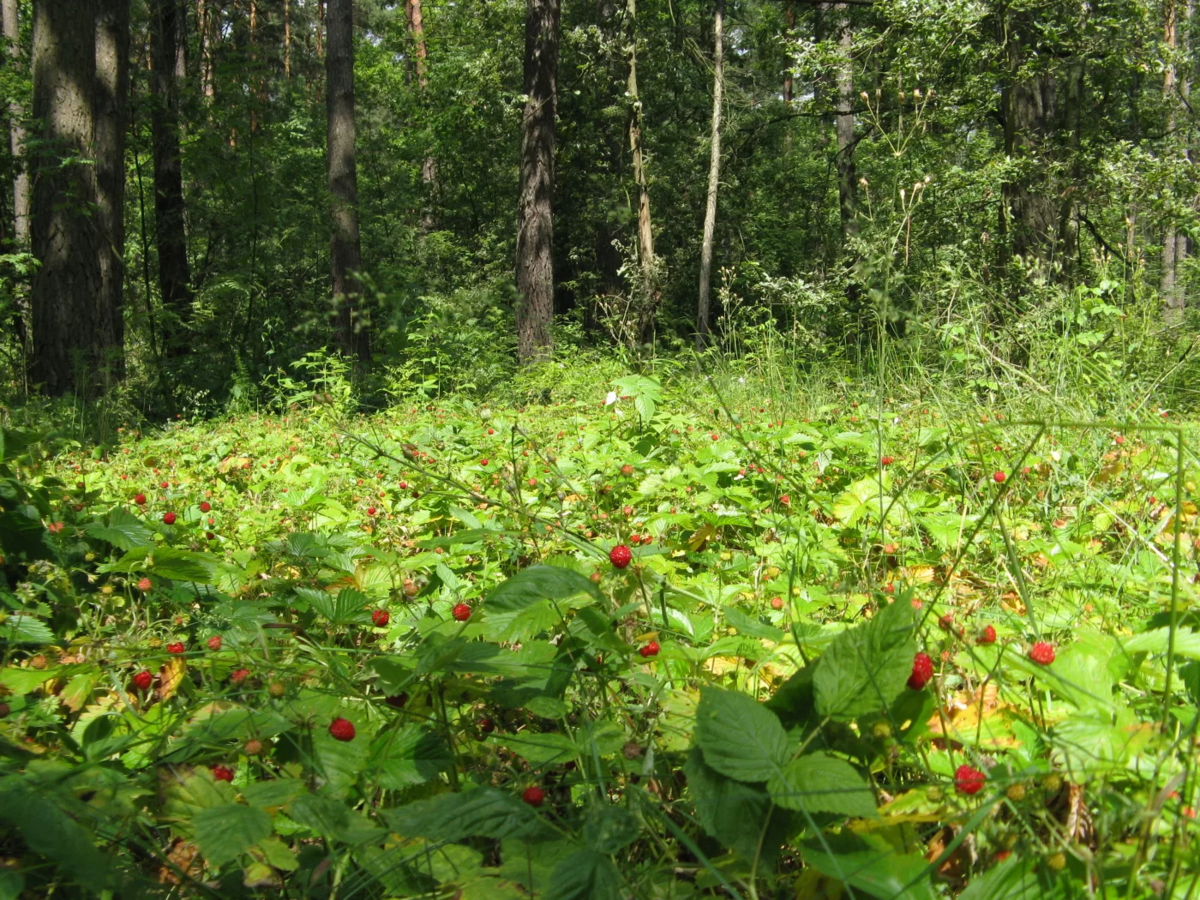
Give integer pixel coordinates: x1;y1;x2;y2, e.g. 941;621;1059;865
158;657;187;702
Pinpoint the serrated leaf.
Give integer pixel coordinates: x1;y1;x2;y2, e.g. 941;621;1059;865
494;731;577;766
683;748;789;865
814;599;915;721
799;831;936;900
767;752;877;817
371;725;453;788
0;613;55;644
485;565;599;613
695;686;790;782
86;508;154;550
191;804;272;868
385;788;551;842
546;849;622;900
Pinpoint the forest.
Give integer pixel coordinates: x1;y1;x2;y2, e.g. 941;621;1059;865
2;0;1200;898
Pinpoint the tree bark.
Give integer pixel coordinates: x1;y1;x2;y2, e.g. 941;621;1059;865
1162;0;1192;324
197;0;214;99
3;0;29;249
151;0;193;351
407;0;438;233
326;0;368;360
696;0;724;350
30;0;105;396
626;0;658;344
515;0;560;363
94;0;129;384
783;1;795;104
834;5;857;241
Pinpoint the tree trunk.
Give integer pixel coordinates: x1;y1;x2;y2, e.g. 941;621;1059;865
316;0;324;58
515;0;560;364
1162;0;1192;324
626;0;659;345
783;1;795;104
834;5;857;241
30;0;105;396
326;0;368;360
3;0;29;249
407;0;438;233
696;0;723;350
198;0;214;99
94;0;129;385
284;0;291;78
151;0;193;350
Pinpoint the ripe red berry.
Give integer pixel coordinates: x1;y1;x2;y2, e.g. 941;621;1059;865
160;481;169;489
207;635;223;651
711;433;719;441
166;642;185;655
372;609;390;627
993;472;1006;484
979;625;997;645
205;531;215;540
230;667;250;684
480;458;488;466
780;494;791;506
366;507;377;517
881;456;895;466
385;693;408;708
609;545;632;569
137;577;153;592
199;501;211;513
1029;642;1055;665
132;670;153;691
452;603;471;622
639;641;660;658
162;512;177;525
882;583;895;595
621;464;634;476
939;614;955;631
134;493;147;505
211;764;235;783
908;652;934;690
954;764;986;795
478;717;496;734
522;785;545;807
329;717;356;742
770;596;784;610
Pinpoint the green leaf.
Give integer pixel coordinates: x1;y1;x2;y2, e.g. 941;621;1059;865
0;613;55;644
485;565;600;613
0;868;23;900
546;849;622;900
191;804;272;868
581;805;640;855
958;856;1051;900
150;547;217;583
288;793;384;845
0;779;116;890
683;748;789;865
800;831;936;900
695;686;790;782
494;731;578;767
86;508;155;550
767;752;877;817
371;725;453;788
814;599;915;721
385;788;551;842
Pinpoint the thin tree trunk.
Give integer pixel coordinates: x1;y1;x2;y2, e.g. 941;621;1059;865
94;0;129;385
198;0;214;99
1162;0;1191;323
696;0;724;350
284;0;291;78
3;0;29;249
408;0;438;233
515;0;560;363
30;0;104;396
783;1;795;104
326;0;368;360
151;0;193;349
316;0;324;58
626;0;658;344
835;5;857;241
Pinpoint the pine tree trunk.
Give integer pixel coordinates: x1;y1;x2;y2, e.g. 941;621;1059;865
1162;0;1192;324
326;0;368;360
834;5;857;241
151;0;193;350
30;0;105;396
515;0;560;364
783;1;795;104
696;0;723;350
407;0;438;233
198;0;214;100
626;0;658;345
3;0;29;249
94;0;129;385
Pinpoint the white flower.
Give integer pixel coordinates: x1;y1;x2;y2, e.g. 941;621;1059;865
605;391;618;406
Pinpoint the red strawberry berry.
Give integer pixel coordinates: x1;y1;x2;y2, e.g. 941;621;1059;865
366;507;377;517
954;764;986;795
522;785;545;807
452;603;471;622
207;635;223;651
132;670;153;691
993;471;1006;484
478;717;496;734
162;512;177;525
199;501;211;512
609;545;632;569
385;693;408;708
882;583;895;595
205;531;215;540
939;614;955;631
881;456;895;466
1029;642;1055;665
780;494;791;506
211;764;235;783
166;642;185;655
908;652;934;690
160;481;169;489
372;609;390;627
480;458;488;466
639;641;660;658
770;596;784;610
134;493;147;505
979;625;997;645
621;464;634;476
137;577;153;592
711;433;719;441
230;667;250;684
329;717;356;742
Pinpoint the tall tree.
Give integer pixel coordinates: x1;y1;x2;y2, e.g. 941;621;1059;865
151;0;193;349
326;0;368;360
515;0;560;363
407;0;438;233
94;0;129;381
834;5;857;244
3;0;29;249
30;0;105;395
696;0;724;349
1162;0;1192;323
626;0;659;344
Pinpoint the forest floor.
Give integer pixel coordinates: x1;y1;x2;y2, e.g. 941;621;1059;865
3;374;1200;898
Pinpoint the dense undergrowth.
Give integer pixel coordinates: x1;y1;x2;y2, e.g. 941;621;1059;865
2;364;1200;900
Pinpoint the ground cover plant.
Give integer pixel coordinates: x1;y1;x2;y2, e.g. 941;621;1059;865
2;375;1200;899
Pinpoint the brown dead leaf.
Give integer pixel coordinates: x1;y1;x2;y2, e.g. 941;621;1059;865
159;839;202;885
158;656;187;701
